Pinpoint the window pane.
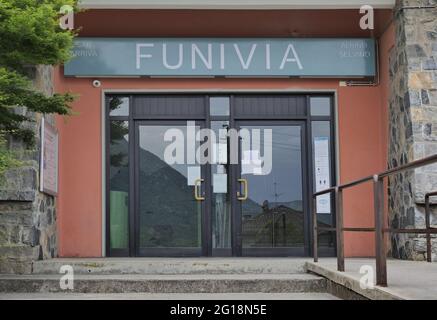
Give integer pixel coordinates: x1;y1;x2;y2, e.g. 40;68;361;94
109;120;129;249
310;97;331;116
109;97;129;116
210;97;230;116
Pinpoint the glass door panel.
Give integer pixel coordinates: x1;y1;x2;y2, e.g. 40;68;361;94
237;123;306;255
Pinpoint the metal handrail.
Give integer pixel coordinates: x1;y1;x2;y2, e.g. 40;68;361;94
312;153;437;287
314;154;437;197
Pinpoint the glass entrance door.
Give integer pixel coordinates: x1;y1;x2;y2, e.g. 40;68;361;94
233;121;307;256
134;121;207;256
108;94;332;257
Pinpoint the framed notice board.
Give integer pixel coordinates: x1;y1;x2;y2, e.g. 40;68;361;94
39;118;59;196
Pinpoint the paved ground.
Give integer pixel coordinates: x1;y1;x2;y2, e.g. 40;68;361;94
306;258;437;300
0;292;339;300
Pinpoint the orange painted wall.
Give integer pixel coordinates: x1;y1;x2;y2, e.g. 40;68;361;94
379;22;396;249
54;13;395;258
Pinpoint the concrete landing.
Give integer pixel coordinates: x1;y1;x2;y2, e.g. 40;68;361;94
305;258;437;300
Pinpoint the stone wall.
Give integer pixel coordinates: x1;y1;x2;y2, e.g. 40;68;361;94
0;65;57;274
388;0;437;261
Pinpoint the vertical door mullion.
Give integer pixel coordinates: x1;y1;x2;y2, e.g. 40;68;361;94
205;96;212;256
132;120;139;257
301;121;311;256
200;117;211;257
128;96;135;257
230;95;242;256
304;94;313;256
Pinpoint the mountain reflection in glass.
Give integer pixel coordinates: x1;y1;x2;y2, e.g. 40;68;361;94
241;125;304;248
138;125;201;248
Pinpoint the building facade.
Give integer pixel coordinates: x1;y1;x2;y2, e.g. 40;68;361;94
0;0;436;271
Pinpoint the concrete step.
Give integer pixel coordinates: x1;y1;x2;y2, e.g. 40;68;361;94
0;273;326;294
0;292;339;300
32;258;309;275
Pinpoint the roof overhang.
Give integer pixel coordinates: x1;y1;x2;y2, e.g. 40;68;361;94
79;0;396;10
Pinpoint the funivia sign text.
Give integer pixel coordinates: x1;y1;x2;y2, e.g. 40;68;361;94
64;38;376;77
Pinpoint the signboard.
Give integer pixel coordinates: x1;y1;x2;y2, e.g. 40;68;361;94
40;118;59;196
314;137;331;214
64;38;376;77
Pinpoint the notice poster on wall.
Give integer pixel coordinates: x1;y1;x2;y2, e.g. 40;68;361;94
213;174;228;194
314;137;331;214
212;143;228;165
40;118;59;196
187;166;201;186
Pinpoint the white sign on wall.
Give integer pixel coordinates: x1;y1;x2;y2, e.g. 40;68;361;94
314;137;331;214
65;38;376;77
40;118;59;196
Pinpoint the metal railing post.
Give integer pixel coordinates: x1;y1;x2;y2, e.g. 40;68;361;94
312;195;318;263
425;193;432;263
335;187;345;272
373;175;387;286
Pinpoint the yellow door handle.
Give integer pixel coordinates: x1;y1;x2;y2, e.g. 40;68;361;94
237;178;248;201
194;178;205;201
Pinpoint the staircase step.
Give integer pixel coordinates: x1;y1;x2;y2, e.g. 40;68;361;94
0;292;339;300
0;273;326;294
32;258;308;275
